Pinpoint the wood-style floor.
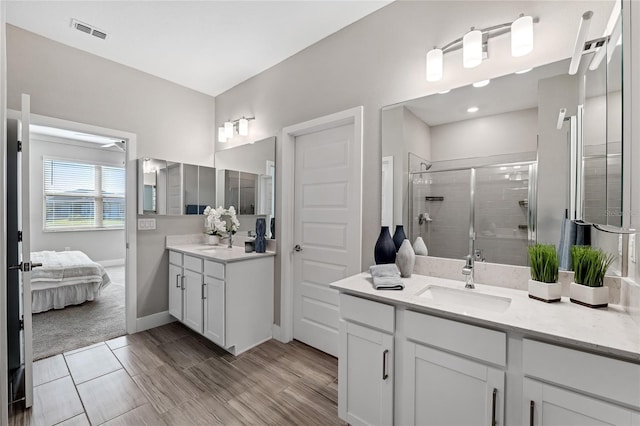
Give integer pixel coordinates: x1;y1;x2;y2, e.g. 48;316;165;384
9;322;346;426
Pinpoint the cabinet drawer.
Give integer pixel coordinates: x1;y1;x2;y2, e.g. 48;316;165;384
523;339;640;410
204;260;225;279
169;250;182;266
405;311;506;367
339;293;394;333
183;255;202;273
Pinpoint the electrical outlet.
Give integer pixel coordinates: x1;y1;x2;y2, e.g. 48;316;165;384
138;218;156;230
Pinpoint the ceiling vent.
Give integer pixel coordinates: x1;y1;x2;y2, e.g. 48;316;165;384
70;19;108;41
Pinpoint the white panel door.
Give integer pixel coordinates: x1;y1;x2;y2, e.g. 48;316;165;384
168;263;183;320
293;122;361;357
524;378;639;425
404;342;504;426
182;269;203;333
338;320;393;426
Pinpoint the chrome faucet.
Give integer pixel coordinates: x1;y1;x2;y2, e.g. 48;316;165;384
462;255;475;289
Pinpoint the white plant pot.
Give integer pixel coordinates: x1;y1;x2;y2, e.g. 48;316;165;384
528;279;562;303
569;282;609;308
205;234;220;245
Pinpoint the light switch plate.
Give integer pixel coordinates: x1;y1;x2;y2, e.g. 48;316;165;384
138;218;156;230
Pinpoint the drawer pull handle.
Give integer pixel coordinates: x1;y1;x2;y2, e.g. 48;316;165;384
491;388;497;426
529;400;535;426
382;349;389;380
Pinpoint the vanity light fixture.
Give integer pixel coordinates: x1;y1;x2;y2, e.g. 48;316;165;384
218;116;256;143
556;108;567;130
589;4;622;71
467;106;479;113
472;79;490;88
426;14;537;82
568;11;593;75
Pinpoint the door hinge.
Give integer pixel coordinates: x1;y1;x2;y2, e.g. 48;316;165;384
17;231;22;242
19;317;24;330
17;141;22;152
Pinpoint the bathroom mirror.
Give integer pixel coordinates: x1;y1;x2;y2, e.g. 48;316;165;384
381;45;623;266
215;137;276;234
138;160;217;216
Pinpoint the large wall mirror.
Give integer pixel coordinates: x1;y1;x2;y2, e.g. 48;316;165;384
215;136;276;235
381;4;623;270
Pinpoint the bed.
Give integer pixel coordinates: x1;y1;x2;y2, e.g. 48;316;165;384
30;250;112;313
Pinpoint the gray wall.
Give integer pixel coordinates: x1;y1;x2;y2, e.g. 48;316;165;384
7;25;216;318
214;0;615;324
30;135;126;262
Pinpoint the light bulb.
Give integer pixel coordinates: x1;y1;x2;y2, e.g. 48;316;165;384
224;121;234;139
472;79;490;88
238;118;249;136
463;29;483;68
467;106;479;113
511;15;533;57
426;48;443;82
218;127;227;143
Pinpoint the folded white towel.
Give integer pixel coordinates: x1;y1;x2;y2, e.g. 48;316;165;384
369;264;400;278
372;275;404;290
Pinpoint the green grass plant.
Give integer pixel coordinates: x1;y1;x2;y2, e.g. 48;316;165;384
570;245;615;287
528;244;559;283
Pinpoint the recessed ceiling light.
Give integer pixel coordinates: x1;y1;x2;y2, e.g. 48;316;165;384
515;68;533;74
472;79;490;88
500;166;507;171
467;106;479;113
438;89;451;94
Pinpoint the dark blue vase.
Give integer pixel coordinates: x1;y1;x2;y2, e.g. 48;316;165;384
392;225;406;252
374;226;396;264
255;218;266;253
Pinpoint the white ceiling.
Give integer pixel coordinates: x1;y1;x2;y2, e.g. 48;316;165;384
7;1;392;97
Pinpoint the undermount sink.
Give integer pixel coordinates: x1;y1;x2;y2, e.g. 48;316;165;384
196;246;230;252
417;285;512;314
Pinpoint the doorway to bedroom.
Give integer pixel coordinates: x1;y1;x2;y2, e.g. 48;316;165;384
29;124;128;360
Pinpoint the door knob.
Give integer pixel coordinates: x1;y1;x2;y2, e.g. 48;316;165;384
294;244;303;252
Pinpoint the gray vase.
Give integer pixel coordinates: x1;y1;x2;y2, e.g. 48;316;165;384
413;236;428;256
396;239;415;278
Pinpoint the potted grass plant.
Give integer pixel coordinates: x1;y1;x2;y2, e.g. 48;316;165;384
527;244;561;302
569;245;615;308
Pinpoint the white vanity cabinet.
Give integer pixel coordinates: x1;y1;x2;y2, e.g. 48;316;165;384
167;249;274;355
338;294;394;426
522;339;640;426
399;311;506;426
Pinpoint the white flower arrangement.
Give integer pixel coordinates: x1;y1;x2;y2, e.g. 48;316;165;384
203;206;240;236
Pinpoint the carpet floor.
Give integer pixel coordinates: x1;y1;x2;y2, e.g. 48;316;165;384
32;266;126;360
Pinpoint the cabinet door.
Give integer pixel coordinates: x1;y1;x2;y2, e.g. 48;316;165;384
338;320;393;426
168;263;183;321
403;341;504;426
182;269;203;333
203;276;225;347
524;378;639;425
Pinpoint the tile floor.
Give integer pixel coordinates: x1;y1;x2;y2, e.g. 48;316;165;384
9;322;345;426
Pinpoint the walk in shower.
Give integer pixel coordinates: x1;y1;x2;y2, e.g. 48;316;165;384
409;153;537;266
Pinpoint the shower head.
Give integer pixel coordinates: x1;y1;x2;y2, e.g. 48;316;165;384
420;162;432;171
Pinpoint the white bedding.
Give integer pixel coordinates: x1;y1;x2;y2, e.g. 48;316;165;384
30;251;111;313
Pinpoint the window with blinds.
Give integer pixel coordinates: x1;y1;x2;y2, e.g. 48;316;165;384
43;159;125;231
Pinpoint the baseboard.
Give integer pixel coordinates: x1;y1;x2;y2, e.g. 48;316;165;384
99;258;125;267
135;311;176;332
272;324;289;343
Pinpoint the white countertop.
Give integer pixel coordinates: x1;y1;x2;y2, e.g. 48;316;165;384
330;273;640;362
166;243;275;263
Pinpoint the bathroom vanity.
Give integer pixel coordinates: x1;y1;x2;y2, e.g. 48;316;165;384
331;274;640;426
166;238;275;356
